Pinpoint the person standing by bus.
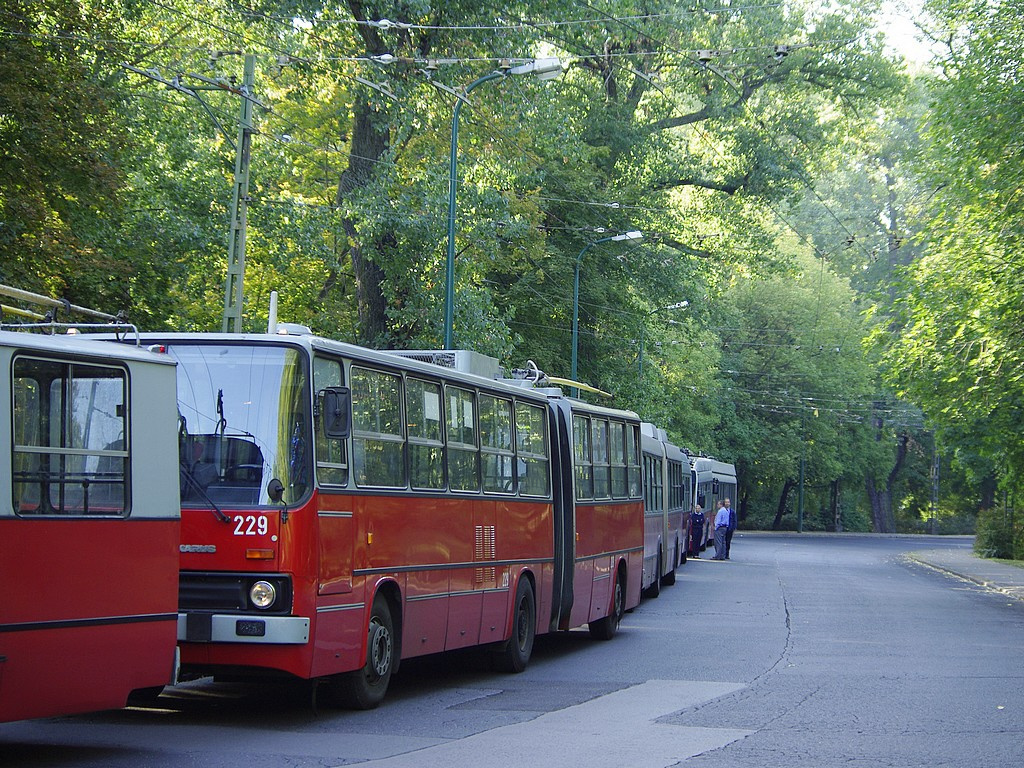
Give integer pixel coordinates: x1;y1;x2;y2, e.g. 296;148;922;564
712;501;729;560
689;504;705;557
724;497;737;560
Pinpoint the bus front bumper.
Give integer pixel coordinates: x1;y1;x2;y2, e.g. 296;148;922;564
177;613;310;644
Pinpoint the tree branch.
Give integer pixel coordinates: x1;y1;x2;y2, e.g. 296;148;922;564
657;235;715;260
650;170;751;195
645;74;767;134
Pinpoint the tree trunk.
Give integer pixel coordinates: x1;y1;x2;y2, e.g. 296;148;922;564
773;478;796;530
333;1;392;345
865;432;910;532
980;473;998;511
831;478;842;532
336;96;388;345
866;475;892;532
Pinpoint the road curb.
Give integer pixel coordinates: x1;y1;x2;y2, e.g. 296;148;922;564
905;552;1024;603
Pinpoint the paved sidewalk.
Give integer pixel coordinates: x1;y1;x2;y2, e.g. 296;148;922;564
907;547;1024;602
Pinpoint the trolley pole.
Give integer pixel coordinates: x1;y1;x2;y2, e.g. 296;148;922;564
222;54;256;333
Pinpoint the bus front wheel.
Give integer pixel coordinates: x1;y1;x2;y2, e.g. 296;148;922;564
332;594;395;709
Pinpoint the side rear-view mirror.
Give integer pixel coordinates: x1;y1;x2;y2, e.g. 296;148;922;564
321;387;351;439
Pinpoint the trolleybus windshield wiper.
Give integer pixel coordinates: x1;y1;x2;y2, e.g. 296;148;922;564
178;464;230;523
178;412;229;523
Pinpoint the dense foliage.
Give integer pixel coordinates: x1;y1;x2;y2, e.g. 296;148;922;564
1;1;1018;542
875;0;1024;548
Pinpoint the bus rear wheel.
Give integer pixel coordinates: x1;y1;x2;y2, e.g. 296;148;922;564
663;542;678;585
589;567;624;640
646;553;662;598
491;578;535;673
332;594;395;709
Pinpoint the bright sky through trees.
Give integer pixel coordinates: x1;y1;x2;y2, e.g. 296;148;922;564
875;0;935;65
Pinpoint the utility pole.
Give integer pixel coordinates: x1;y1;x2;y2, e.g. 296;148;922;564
222;54;256;333
797;409;807;533
121;55;262;333
797;444;805;533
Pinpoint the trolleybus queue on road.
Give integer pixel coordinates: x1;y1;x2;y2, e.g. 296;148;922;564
0;322;737;718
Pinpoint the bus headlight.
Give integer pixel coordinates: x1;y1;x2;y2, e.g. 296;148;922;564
249;580;277;609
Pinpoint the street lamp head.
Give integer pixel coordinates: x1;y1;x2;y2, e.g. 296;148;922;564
611;230;643;242
509;57;564;80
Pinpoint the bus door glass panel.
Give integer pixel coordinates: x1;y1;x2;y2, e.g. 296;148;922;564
11;370;42;513
665;462;673;510
592;419;610;499
351;367;405;488
680;463;688;509
670;462;684;511
663;457;670;509
475;393;511;639
609;422;627;499
573;415;593;501
12;357;127;516
314;356;353;593
314;356;348;486
169;344;310;505
407;378;443;490
643;455;653;510
480;394;514;494
627;423;642;498
514;402;550;497
654;458;664;513
446;386;479;492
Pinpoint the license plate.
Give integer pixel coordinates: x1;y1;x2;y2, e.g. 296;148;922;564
235;619;266;637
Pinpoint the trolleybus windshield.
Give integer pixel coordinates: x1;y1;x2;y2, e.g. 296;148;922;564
166;343;311;507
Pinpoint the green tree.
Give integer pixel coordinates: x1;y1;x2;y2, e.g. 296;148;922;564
716;250;877;531
1;0;127;302
882;0;1024;509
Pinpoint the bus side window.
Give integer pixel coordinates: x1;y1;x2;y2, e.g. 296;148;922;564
610;422;627;498
627;423;642;499
480;394;514;494
12;373;43;513
446;386;479;492
592;419;610;499
515;401;550;497
407;377;444;490
573;414;593;501
314;356;348;486
351;366;406;488
12;357;128;516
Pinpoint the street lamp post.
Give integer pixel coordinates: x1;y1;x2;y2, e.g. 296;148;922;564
444;58;563;349
570;230;643;394
638;301;689;380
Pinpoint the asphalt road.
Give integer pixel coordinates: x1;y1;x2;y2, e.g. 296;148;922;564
3;533;1021;767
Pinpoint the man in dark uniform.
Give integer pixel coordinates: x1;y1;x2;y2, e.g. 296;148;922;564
689;505;705;557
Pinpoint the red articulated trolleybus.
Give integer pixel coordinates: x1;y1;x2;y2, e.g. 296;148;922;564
142;328;643;708
0;328;180;722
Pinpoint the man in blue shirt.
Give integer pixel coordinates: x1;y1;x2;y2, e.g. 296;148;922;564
724;498;737;559
712;501;730;560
